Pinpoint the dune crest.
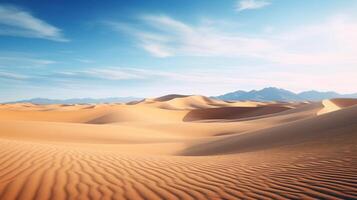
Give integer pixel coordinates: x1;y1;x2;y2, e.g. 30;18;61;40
318;98;357;115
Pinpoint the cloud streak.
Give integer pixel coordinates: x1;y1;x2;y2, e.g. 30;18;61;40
0;56;57;68
82;68;144;80
236;0;271;11
58;67;264;85
0;71;29;80
0;4;68;41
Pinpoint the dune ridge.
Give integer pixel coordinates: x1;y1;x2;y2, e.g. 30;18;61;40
317;98;357;115
0;96;356;199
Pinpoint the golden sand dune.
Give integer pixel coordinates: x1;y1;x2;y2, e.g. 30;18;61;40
0;104;187;124
0;96;356;199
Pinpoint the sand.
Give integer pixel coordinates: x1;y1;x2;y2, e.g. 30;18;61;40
0;96;356;199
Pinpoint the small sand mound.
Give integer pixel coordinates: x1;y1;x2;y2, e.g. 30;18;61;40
154;94;189;102
86;105;187;124
126;99;145;105
164;95;227;109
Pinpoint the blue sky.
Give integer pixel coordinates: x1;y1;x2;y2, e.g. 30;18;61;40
0;0;357;101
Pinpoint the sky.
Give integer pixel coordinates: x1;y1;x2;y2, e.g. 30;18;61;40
0;0;357;101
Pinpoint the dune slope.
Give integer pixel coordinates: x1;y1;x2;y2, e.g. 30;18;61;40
183;105;291;121
181;104;357;156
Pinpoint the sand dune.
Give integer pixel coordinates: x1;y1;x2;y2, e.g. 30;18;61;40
0;96;356;199
136;95;238;110
0;104;187;124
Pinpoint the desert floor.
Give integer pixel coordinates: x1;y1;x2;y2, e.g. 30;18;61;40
0;96;356;200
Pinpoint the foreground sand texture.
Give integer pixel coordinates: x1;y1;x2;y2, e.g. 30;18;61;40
0;96;356;200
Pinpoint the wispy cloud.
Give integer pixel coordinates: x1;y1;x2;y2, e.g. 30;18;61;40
0;71;29;80
0;56;56;65
109;14;357;66
0;56;56;67
57;67;256;85
59;68;160;81
103;20;174;58
141;43;173;58
236;0;271;11
0;4;68;41
107;15;277;58
75;59;94;63
82;68;143;80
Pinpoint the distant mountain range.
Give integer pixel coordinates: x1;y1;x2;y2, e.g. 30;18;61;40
4;87;357;104
214;87;357;102
6;97;142;104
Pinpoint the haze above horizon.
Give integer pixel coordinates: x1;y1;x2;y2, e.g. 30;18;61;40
1;0;357;101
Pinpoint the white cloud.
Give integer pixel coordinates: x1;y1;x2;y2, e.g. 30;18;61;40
113;14;357;66
236;0;271;11
0;4;68;41
114;15;278;58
